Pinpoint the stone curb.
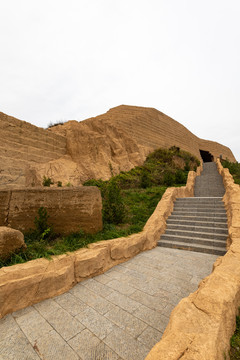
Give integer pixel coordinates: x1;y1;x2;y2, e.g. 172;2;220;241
145;160;240;360
0;170;198;319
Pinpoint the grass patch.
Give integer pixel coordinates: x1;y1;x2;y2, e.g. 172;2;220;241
230;312;240;359
0;147;199;268
0;186;166;268
221;159;240;185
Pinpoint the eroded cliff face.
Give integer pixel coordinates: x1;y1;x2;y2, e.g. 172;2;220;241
0;105;236;187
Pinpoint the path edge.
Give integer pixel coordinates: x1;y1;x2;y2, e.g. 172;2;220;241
145;159;240;360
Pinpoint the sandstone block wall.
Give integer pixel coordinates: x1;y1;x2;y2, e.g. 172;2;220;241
0;170;198;319
0;112;67;188
0;187;102;234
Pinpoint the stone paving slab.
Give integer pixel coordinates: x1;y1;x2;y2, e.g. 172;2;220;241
0;247;218;360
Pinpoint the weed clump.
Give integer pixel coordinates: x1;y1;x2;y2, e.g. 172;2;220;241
42;176;53;187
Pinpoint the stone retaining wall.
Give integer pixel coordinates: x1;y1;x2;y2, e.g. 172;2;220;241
146;159;240;360
0;170;198;319
0;187;102;235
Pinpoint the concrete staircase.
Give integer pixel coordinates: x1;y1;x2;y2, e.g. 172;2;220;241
194;162;226;197
157;162;228;255
0;112;67;188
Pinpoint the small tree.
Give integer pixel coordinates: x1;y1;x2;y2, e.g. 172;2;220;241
103;179;126;224
34;207;53;240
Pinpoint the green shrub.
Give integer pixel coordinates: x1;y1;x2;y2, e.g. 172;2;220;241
34;207;49;234
83;179;107;195
229;312;240;359
221;159;240;185
34;207;53;240
175;170;187;184
57;181;62;187
103;179;126;224
140;171;152;188
184;160;190;172
163;171;175;186
42;176;53;187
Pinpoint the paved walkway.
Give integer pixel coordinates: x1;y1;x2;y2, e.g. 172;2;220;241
0;247;218;360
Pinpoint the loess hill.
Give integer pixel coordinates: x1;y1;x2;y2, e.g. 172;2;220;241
0;105;236;188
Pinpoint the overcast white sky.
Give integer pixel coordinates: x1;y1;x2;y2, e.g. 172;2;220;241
0;0;239;160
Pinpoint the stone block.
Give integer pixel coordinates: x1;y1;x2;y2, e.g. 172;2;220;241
0;254;75;318
0;186;102;235
0;226;26;260
74;247;109;281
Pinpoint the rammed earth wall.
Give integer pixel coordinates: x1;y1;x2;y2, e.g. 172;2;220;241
0;187;102;235
0;112;67;188
146;159;240;360
0;170;199;319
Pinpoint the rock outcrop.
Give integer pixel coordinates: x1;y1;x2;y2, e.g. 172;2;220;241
0;105;236;188
35;105;237;185
0;227;26;260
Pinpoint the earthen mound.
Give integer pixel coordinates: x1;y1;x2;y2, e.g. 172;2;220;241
0;105;236;188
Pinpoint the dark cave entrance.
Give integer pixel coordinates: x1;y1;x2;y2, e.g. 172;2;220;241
199;150;214;162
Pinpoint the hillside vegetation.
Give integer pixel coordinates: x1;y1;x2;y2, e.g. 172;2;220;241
229;312;240;359
221;159;240;185
0;147;200;268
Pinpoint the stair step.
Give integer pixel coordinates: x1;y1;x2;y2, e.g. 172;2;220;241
172;208;226;214
157;240;226;256
174;203;225;209
166;224;228;234
165;229;227;240
169;215;227;222
172;211;226;217
194;163;225;197
158;163;228;255
166;220;228;229
175;197;223;203
160;233;226;248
